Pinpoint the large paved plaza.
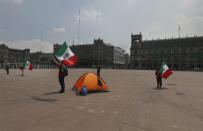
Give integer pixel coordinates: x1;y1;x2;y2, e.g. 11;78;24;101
0;69;203;131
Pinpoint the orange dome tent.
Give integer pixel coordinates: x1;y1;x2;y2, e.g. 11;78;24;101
73;73;108;95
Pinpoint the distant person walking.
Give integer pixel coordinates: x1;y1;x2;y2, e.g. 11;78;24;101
52;56;68;93
155;67;162;88
5;63;9;74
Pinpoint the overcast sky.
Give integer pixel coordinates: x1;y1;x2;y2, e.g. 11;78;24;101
0;0;203;53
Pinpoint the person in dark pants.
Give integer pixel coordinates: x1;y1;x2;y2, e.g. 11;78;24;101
5;63;9;74
97;65;103;86
155;67;162;88
19;66;24;76
52;56;66;93
97;65;101;78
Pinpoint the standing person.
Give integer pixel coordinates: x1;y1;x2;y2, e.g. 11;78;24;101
155;67;162;88
97;65;101;78
52;56;67;93
5;63;9;74
97;65;103;86
19;65;24;76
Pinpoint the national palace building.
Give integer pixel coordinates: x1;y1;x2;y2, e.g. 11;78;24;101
130;33;203;71
54;39;128;68
0;44;30;69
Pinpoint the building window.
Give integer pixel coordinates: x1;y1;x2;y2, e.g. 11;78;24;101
194;48;197;52
186;48;189;53
179;49;182;54
171;49;173;55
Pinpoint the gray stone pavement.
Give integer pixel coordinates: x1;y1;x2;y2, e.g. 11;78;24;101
0;69;203;131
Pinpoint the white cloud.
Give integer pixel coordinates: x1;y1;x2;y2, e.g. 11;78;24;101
176;14;203;36
142;22;162;40
126;0;137;7
183;0;192;3
176;14;203;26
181;0;197;8
12;0;24;4
72;39;79;45
0;28;4;33
151;22;161;32
176;14;188;27
2;39;53;53
78;10;102;21
53;27;66;33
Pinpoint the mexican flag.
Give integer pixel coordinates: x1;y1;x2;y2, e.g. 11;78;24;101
55;42;77;66
160;62;173;79
22;60;32;70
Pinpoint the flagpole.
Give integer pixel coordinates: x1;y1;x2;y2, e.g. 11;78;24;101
40;30;43;52
78;9;80;45
178;25;180;38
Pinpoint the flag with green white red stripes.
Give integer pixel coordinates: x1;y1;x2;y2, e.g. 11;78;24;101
159;62;173;79
55;42;77;66
22;60;32;70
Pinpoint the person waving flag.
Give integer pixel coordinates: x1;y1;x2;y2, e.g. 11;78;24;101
55;42;77;66
160;62;173;79
52;42;77;93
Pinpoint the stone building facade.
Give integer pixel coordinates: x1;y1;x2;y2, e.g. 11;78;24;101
0;44;30;69
54;43;94;67
93;39;114;67
53;39;127;68
71;44;94;66
53;43;61;55
113;46;126;68
130;33;203;71
30;52;55;69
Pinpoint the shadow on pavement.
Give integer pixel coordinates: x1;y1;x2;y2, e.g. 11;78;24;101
87;90;111;95
31;96;58;102
176;92;184;96
152;87;168;90
16;75;25;77
43;91;59;96
167;83;176;86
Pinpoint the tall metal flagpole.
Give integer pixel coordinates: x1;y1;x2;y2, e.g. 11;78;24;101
78;9;80;45
40;31;43;52
178;25;180;38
